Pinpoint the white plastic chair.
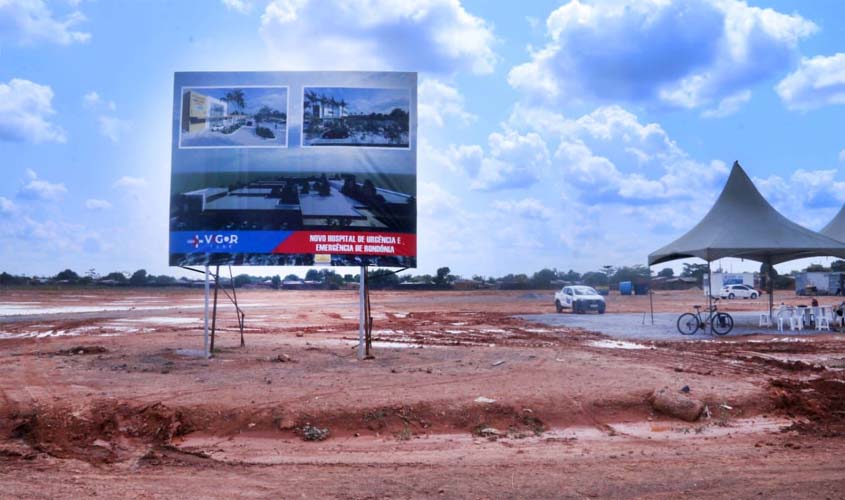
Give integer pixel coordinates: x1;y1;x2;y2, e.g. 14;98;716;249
789;308;804;331
758;312;771;327
775;305;788;332
816;306;831;331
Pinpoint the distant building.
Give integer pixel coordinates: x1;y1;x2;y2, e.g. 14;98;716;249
182;90;227;133
308;97;346;120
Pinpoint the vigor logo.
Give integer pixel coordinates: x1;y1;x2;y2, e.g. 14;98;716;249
187;234;240;249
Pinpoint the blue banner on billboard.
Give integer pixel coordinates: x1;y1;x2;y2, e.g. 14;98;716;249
169;71;417;268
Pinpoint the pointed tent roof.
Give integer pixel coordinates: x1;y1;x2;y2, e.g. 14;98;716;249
649;162;845;266
820;204;845;242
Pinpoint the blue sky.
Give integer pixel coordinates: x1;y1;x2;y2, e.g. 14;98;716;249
306;87;409;115
185;87;287;115
1;0;844;279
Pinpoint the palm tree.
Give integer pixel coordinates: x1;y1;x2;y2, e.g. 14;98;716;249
224;89;246;115
338;98;347;118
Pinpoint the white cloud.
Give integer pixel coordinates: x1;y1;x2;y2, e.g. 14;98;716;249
839;149;845;163
418;181;460;218
83;91;116;111
508;0;816;109
776;53;845;111
17;169;67;201
83;91;127;141
756;169;845;225
492;198;552;220
222;0;252;13
98;116;130;143
85;198;112;210
447;129;550;191
0;196;16;215
0;0;91;46
113;176;147;189
260;0;496;74
0;78;66;143
701;90;752;118
418;79;475;128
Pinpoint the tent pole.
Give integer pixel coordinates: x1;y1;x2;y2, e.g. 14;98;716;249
649;274;654;325
767;257;774;320
707;261;713;334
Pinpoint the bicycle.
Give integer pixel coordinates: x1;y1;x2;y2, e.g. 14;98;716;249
676;299;734;336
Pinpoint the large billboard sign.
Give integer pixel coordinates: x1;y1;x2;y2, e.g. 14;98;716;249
169;71;417;268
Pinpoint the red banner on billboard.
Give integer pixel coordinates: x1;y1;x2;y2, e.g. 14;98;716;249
273;231;416;256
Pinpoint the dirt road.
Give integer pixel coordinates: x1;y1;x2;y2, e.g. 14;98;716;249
1;288;843;498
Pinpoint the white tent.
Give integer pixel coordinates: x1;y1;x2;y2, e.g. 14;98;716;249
649;161;845;318
820;204;845;243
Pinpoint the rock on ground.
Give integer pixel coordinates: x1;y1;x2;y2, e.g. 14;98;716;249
648;387;705;422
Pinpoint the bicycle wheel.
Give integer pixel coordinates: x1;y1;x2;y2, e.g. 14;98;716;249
711;312;734;336
677;313;699;335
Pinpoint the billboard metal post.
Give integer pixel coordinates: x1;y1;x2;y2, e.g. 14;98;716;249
358;266;366;360
203;264;210;359
210;265;220;354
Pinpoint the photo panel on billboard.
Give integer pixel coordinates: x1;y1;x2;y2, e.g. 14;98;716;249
179;86;289;149
169;71;417;268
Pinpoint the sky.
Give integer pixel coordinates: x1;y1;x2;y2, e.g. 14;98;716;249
307;87;409;115
1;0;844;279
187;87;288;115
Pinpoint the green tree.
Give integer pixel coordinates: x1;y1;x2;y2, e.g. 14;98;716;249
320;270;344;290
55;269;80;282
612;265;651;284
831;260;845;272
657;267;674;278
681;263;710;285
305;269;322;281
233;274;252;287
103;272;127;283
760;262;779;290
223;89;246;113
804;263;829;272
129;269;147;286
271;275;281;289
151;275;176;285
0;272;27;285
499;274;531;289
433;267;453;287
369;269;399;288
530;268;558;289
582;271;608;287
560;269;581;282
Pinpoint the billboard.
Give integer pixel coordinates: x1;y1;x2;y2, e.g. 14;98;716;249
169;71;417;268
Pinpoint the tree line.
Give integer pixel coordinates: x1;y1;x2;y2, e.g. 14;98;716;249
3;261;841;290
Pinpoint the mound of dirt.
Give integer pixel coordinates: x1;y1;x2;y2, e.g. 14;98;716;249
769;375;845;436
5;400;190;463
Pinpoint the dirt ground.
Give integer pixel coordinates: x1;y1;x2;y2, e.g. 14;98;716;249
1;288;844;499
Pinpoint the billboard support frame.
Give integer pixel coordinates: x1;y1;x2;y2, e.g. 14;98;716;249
358;267;366;360
210;266;220;353
181;265;247;357
204;265;210;359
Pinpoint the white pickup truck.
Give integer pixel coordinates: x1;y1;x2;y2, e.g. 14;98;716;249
555;285;606;314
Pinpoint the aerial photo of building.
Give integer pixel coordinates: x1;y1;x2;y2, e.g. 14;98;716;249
171;174;415;233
